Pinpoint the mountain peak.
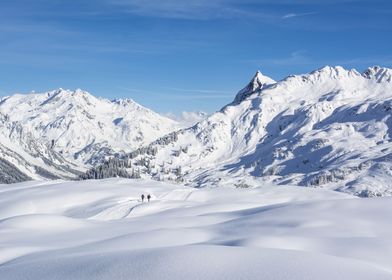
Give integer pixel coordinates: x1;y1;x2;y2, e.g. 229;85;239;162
46;88;93;98
315;65;353;76
298;65;362;83
232;70;276;105
111;98;137;106
253;70;276;86
39;88;97;107
363;66;392;83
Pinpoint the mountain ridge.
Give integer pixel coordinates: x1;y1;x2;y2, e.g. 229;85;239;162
82;65;392;197
2;65;392;197
0;88;179;166
0;89;180;183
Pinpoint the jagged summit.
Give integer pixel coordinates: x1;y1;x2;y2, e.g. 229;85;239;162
232;70;276;104
254;70;276;84
112;97;135;104
111;98;141;108
231;65;392;107
311;65;361;78
41;89;147;110
363;66;392;83
282;66;361;85
45;88;93;98
306;65;392;83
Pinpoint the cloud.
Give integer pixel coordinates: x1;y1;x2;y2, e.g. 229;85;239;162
165;111;209;127
103;0;279;20
117;86;232;100
251;50;312;67
282;12;317;19
106;0;228;19
165;87;228;94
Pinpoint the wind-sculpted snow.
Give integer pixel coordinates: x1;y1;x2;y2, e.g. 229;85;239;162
1;179;392;279
88;66;392;196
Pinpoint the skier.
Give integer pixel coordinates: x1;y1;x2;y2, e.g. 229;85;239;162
147;194;151;202
141;194;145;202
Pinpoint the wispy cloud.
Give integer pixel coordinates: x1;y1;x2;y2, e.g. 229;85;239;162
282;12;317;19
250;50;312;67
106;0;226;19
104;0;279;20
102;0;325;22
165;111;208;127
117;86;232;100
165;87;228;94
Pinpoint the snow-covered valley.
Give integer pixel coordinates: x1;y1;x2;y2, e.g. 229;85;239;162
2;0;390;277
1;178;392;279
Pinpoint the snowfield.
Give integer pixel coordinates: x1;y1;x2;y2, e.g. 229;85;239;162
1;178;392;279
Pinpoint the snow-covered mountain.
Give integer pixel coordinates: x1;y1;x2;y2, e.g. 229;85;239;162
98;66;392;196
0;113;82;183
0;89;179;166
2;66;392;195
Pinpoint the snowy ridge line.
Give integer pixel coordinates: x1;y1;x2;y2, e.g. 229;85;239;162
0;88;180;166
0;88;182;183
81;65;392;197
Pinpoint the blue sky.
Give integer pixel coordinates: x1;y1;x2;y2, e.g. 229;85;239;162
0;0;391;114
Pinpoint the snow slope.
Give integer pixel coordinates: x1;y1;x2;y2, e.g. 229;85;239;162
0;113;82;183
0;89;179;165
118;66;392;196
1;178;392;279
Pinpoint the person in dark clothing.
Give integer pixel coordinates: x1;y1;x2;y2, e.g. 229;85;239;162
147;194;151;202
141;194;145;202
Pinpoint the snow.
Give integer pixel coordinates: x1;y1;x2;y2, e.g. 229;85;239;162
125;66;392;196
165;111;209;127
0;89;179;165
0;113;81;182
1;66;392;196
1;178;392;279
231;70;276;105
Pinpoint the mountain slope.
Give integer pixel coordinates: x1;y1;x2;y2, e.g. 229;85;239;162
91;66;392;196
0;89;179;165
0;113;82;183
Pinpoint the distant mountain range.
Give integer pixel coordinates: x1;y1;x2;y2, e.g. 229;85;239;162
2;66;392;196
0;89;179;182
